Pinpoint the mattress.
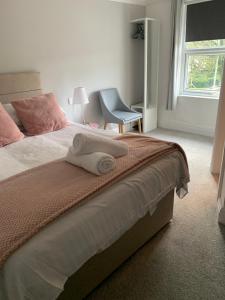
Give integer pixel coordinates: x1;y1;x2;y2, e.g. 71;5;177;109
0;124;188;300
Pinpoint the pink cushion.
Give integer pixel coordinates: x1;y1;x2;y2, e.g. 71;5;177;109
0;104;24;147
12;93;68;135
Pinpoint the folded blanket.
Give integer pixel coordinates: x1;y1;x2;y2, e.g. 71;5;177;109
66;147;116;176
72;133;128;157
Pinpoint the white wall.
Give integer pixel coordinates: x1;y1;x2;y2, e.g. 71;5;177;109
146;0;219;137
0;0;144;124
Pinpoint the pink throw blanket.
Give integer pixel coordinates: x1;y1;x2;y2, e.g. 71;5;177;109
0;134;189;267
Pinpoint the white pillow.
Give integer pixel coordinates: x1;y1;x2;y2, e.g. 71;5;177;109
2;103;22;127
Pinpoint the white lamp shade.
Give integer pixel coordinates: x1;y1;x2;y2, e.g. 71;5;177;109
73;87;89;105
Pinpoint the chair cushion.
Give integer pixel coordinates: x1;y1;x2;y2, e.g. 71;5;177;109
113;110;142;123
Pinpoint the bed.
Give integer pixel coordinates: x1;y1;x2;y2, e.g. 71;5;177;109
0;72;189;300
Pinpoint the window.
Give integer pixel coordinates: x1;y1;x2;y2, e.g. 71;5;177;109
183;39;225;97
180;0;225;98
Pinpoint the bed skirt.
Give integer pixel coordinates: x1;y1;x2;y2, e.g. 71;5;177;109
58;189;175;300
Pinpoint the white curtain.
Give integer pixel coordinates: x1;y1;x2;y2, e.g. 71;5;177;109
211;61;225;175
167;0;184;110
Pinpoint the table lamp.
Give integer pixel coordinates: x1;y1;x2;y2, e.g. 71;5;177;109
73;87;89;124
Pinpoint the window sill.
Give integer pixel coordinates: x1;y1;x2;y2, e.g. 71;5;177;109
179;94;219;101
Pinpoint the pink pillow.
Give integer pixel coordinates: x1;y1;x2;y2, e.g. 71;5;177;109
12;93;68;135
0;104;24;147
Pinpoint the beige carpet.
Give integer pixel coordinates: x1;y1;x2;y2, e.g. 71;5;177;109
86;129;225;300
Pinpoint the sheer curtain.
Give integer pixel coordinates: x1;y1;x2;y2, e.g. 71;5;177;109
210;61;225;175
167;0;184;110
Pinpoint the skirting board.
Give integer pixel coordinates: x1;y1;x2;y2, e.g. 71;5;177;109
158;119;214;137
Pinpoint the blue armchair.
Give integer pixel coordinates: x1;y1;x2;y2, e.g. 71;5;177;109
99;88;142;133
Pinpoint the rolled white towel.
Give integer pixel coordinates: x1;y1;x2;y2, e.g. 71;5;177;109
66;147;116;176
72;133;128;157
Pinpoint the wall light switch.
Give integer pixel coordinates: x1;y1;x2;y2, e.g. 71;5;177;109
68;97;73;105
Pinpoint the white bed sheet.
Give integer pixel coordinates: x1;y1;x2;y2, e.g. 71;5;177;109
0;124;188;300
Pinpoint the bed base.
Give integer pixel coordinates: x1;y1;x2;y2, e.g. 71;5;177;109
57;190;174;300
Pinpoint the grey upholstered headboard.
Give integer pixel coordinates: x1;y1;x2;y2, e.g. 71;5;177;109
0;72;42;104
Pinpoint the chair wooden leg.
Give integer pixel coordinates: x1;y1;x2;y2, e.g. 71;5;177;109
121;124;125;134
138;119;142;134
104;122;107;130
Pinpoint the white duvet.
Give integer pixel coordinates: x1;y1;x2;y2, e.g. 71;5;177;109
0;124;188;300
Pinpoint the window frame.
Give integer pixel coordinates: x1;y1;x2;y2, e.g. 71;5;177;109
180;0;225;99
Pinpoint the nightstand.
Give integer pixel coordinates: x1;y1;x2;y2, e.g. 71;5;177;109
131;102;144;114
131;102;143;132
